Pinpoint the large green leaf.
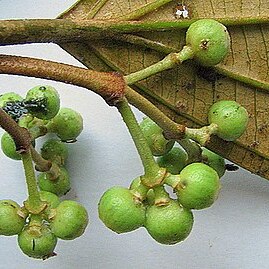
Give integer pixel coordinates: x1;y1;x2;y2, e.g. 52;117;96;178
58;0;269;179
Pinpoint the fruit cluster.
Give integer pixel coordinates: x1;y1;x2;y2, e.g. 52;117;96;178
98;100;248;245
0;86;88;259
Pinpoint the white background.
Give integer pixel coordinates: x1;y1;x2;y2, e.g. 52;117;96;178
0;1;269;269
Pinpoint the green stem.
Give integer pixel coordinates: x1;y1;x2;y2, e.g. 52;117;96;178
119;0;174;21
124;46;194;85
21;150;42;212
116;98;165;187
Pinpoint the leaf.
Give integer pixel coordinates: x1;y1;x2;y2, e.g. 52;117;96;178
58;0;269;179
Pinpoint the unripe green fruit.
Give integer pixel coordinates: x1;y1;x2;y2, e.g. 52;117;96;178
38;167;71;196
1;132;21;160
25;85;60;120
186;19;230;66
50;200;89;240
39;191;61;210
18;223;57;259
176;163;220;209
46;107;83;142
145;200;193;245
0;200;25;236
41;138;68;165
157;146;188;174
202;147;226;178
139;117;174;156
98;186;146;233
208;100;249;141
0;92;23;107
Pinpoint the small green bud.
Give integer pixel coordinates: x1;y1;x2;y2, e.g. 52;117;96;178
1;132;21;160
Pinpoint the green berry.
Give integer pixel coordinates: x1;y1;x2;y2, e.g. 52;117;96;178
145;200;193;245
1;132;21;160
0;92;23;107
157;146;188;174
25;85;60;120
50;200;89;240
186;19;230;66
38;167;71;196
202;147;226;178
39;191;60;210
41;138;68;165
0;200;25;236
140;117;174;156
46;107;83;142
176;163;220;210
18;223;57;259
208;100;249;141
98;186;146;233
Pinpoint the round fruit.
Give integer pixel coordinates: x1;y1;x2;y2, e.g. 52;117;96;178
39;191;60;210
0;92;23;107
41;138;68;165
202;147;226;178
176;163;220;209
139;117;174;156
18;223;57;259
0;200;25;236
98;186;146;233
50;200;89;240
157;146;188;174
145;200;193;245
1;132;21;160
38;167;71;196
208;100;249;141
46;107;83;142
186;19;230;66
25;85;60;120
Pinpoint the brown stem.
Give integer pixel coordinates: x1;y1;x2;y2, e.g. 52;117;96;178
0;108;31;152
0;55;126;105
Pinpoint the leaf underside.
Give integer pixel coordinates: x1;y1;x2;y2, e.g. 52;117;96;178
59;0;269;180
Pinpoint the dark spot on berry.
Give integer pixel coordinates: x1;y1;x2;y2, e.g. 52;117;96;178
200;40;209;50
32;239;36;251
39;86;46;91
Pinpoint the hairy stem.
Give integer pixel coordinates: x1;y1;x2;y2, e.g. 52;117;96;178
0;108;32;152
1;17;269;46
124;46;194;84
21;150;43;212
117;98;165;187
0;55;126;105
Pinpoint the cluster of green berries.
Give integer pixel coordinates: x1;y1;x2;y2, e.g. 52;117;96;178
0;196;88;259
0;86;88;259
98;98;248;245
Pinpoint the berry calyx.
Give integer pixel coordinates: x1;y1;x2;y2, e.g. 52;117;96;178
1;132;21;160
176;163;220;209
186;19;230;66
41;138;68;165
46;107;83;142
208;100;249;141
39;191;60;210
49;200;89;240
38;167;71;196
139;117;174;156
0;200;25;236
156;146;188;174
25;85;60;120
98;186;146;233
145;200;193;245
18;223;57;259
